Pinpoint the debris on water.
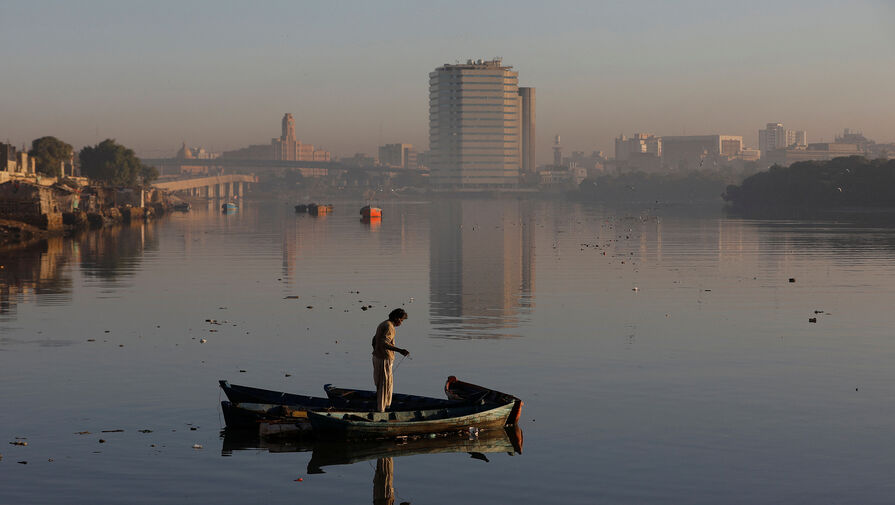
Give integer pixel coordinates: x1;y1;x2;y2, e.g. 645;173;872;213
285;373;292;377
48;458;54;462
284;295;299;299
306;306;313;309
199;338;207;344
239;370;247;373
87;338;95;342
295;477;303;482
98;439;106;443
789;278;796;283
9;441;27;446
138;429;153;433
75;431;90;435
632;287;639;291
192;444;203;449
809;318;817;323
104;330;110;333
119;344;124;347
190;427;198;431
101;429;124;433
18;461;27;464
814;310;824;314
361;306;368;311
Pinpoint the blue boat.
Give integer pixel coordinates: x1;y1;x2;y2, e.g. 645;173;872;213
222;202;238;212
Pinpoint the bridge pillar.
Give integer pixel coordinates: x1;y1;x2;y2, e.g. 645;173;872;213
237;182;243;197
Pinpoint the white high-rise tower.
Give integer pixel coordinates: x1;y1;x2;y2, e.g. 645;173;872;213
429;59;534;189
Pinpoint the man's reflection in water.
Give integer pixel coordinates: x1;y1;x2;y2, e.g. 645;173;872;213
373;457;395;505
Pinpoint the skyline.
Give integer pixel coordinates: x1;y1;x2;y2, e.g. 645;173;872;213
2;1;894;162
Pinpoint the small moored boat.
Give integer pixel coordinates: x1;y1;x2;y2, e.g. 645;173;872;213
221;202;238;212
360;205;382;219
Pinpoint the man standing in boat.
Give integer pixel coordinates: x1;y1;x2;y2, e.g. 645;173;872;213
372;308;410;412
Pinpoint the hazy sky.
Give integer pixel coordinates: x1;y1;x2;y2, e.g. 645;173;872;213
2;0;893;162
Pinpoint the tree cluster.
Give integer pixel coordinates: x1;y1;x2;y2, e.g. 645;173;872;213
722;156;895;209
79;139;158;187
578;170;738;204
29;136;73;177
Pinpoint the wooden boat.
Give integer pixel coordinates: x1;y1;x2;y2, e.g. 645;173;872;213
221;202;238;212
219;380;469;432
444;376;524;426
307;399;516;439
325;377;523;425
294;204;308;213
309;203;333;216
221;380;457;410
360;205;382;219
172;202;191;212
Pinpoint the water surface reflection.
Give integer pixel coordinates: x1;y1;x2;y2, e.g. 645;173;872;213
429;199;536;338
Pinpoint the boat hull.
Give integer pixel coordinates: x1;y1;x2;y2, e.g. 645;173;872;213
307;401;515;439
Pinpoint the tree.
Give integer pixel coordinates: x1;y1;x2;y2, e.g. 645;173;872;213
29;136;73;177
79;139;158;186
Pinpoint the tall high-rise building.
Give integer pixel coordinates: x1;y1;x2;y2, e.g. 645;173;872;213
518;87;536;174
759;122;807;158
429;59;534;189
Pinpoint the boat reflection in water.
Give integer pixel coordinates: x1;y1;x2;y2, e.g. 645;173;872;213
222;426;522;503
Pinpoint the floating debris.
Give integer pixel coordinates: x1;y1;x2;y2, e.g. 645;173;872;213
101;429;124;433
284;295;300;299
98;439;106;443
789;278;796;283
809;317;817;323
138;429;153;434
199;338;207;344
190;427;198;431
9;441;27;446
87;339;96;342
239;370;247;373
192;444;203;449
75;431;90;435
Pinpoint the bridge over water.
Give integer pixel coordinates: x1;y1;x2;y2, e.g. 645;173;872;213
154;174;257;198
141;157;423;176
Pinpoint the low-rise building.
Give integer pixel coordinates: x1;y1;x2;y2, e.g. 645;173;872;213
765;142;863;166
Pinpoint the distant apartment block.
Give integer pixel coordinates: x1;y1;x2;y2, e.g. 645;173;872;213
661;135;743;170
429;58;534;189
378;143;418;170
758;122;806;158
271;113;330;162
614;133;662;173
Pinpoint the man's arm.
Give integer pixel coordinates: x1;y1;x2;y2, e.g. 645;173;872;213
383;342;409;356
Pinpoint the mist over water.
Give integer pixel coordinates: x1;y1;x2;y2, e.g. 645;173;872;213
3;199;895;504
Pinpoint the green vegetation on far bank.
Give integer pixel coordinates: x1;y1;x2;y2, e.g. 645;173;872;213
577;169;745;204
723;156;895;210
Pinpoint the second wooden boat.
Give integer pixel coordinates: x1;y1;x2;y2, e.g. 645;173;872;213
307;399;516;439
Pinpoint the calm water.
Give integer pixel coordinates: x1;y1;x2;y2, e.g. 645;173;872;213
3;198;895;504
